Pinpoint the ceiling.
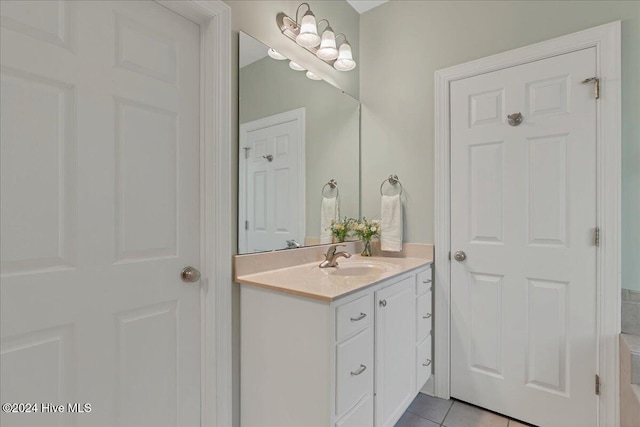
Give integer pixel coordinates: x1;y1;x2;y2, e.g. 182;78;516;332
346;0;388;14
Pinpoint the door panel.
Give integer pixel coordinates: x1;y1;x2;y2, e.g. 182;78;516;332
469;141;504;243
525;279;569;396
1;68;76;274
468;273;504;378
1;2;201;426
450;48;597;427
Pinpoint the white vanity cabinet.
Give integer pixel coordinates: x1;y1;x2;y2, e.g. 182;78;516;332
415;267;433;393
240;263;433;427
375;276;416;427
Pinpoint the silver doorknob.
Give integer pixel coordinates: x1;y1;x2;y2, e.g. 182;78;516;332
454;251;467;262
181;266;201;283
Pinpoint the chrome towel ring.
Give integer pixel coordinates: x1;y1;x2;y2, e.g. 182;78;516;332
380;174;403;196
322;179;339;199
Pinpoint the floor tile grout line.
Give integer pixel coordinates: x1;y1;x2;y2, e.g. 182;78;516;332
439;401;455;426
405;409;447;426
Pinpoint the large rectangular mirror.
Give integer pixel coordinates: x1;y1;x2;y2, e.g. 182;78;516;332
238;32;360;254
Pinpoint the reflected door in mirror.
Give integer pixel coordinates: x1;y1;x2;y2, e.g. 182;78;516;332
239;109;304;253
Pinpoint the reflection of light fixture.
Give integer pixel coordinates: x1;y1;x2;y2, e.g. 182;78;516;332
289;61;305;71
267;48;287;60
306;71;321;80
334;37;356;71
295;3;320;47
276;5;356;72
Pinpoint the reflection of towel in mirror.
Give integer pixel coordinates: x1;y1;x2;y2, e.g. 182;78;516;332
380;194;402;252
320;197;339;244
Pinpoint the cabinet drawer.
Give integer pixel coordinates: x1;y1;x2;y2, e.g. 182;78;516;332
416;336;432;392
416;267;433;295
335;395;373;427
336;294;372;342
416;290;432;343
336;328;373;417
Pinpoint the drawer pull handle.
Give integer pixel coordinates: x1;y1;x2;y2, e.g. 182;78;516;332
379;300;387;307
350;312;367;322
351;364;367;376
423;313;432;319
423;359;432;367
423;279;432;284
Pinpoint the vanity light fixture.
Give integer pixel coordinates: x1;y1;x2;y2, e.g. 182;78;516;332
306;71;322;80
289;61;306;71
294;3;320;47
267;48;287;60
316;20;338;60
276;4;356;72
334;36;356;71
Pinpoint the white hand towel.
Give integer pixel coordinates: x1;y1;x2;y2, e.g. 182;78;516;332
320;197;339;244
380;194;403;252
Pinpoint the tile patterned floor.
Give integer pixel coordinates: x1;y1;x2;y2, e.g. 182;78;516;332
396;394;535;427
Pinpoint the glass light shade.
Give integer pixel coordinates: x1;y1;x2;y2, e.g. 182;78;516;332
295;11;320;47
306;71;322;80
289;61;305;71
334;41;356;71
316;29;338;60
267;48;287;60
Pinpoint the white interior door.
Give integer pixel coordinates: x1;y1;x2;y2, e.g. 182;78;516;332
239;109;304;253
1;1;201;425
450;48;597;427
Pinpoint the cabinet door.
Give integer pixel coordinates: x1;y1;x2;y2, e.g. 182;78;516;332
416;290;433;343
416;336;432;393
375;276;416;427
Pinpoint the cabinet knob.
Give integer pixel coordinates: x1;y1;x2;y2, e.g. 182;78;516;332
423;313;432;319
350;364;367;376
423;359;432;367
379;300;387;307
423;279;432;284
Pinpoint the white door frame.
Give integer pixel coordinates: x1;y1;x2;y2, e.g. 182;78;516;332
238;108;306;253
157;2;231;426
434;21;621;427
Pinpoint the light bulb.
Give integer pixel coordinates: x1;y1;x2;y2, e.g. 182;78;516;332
295;10;320;48
289;61;305;71
334;41;356;71
316;27;338;60
267;48;287;60
306;71;322;80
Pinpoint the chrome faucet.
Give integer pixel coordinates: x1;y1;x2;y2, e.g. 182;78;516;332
286;239;302;249
319;244;351;268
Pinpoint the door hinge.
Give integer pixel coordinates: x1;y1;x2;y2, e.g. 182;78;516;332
245;220;249;230
594;227;600;247
581;77;600;99
242;147;251;159
595;374;600;395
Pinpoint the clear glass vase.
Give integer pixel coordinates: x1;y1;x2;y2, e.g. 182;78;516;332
361;238;372;257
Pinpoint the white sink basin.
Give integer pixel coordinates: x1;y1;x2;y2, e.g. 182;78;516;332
319;261;395;286
330;264;387;277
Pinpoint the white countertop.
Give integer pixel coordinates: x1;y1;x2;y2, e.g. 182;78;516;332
235;255;432;302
